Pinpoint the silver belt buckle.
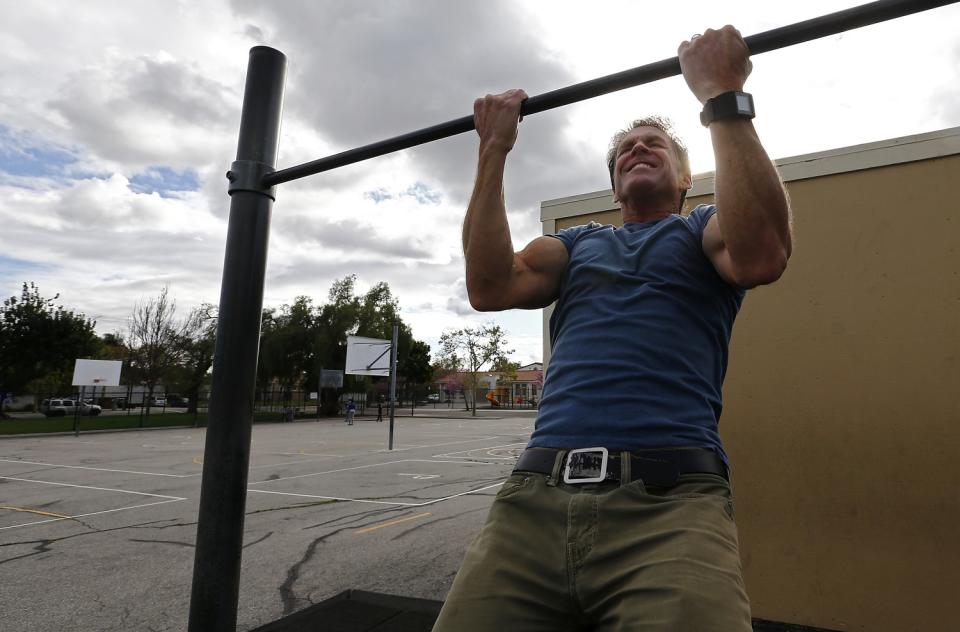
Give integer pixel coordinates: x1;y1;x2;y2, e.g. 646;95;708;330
563;447;609;484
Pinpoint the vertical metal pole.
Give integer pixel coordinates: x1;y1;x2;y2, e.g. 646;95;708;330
388;323;399;450
73;386;83;436
188;46;285;632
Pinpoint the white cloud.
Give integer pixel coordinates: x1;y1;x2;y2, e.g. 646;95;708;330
47;52;237;171
1;0;958;367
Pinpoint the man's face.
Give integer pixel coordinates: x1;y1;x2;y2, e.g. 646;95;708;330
612;126;688;204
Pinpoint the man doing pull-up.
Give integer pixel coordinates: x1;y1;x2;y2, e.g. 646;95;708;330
434;25;792;631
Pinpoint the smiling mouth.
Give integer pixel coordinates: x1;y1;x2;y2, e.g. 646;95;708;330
627;162;656;172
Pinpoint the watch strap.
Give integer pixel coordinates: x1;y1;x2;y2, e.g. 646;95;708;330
700;91;755;127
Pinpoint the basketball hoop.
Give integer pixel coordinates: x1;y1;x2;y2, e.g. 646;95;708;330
72;359;122;387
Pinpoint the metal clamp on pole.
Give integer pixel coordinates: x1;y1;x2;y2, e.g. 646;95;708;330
226;160;277;200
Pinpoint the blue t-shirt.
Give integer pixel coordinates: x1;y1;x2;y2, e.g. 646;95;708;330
529;204;745;462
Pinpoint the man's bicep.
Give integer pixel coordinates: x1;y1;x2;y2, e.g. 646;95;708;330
506;236;569;309
702;213;744;288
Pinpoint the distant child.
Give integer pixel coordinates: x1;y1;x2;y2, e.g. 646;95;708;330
345;399;356;426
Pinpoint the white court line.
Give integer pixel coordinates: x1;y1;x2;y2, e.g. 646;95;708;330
0;458;190;478
257;436;503;468
247;489;425;507
249;458;499;485
248;481;504;507
432;442;527;460
273;453;343;458
376;436;501;451
253;456;343;467
0;476;187;531
0;436;518;485
0;476;186;500
0;499;185;531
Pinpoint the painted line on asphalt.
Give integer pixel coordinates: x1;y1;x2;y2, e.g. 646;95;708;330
0;499;186;531
355;512;432;534
388;436;502;450
0;505;71;519
0;476;187;500
432;442;527;460
248;481;503;507
0;458;190;478
0;476;187;531
259;437;503;468
248;458;499;485
246;489;424;507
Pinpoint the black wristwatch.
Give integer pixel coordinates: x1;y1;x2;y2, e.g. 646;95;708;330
700;91;755;127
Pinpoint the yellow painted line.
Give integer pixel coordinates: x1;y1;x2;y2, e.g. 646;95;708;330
192;456;203;465
355;512;432;534
0;506;71;519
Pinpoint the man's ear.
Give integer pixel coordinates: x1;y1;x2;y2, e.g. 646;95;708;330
679;171;693;191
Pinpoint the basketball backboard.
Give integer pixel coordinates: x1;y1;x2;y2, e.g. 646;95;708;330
72;359;123;387
345;335;391;376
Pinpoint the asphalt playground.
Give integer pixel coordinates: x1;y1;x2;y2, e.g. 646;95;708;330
0;409;536;631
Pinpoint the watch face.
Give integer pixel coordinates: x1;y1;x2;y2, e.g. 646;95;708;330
701;91;753;126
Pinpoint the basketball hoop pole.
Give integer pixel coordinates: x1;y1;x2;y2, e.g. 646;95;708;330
388;323;399;450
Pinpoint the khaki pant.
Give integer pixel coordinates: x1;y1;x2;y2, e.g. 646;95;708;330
434;467;750;631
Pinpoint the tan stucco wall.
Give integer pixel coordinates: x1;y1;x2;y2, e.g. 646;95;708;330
541;152;960;630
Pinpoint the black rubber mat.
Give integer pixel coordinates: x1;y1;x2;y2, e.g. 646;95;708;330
251;590;841;632
250;590;442;632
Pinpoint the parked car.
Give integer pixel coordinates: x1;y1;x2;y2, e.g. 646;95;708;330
149;396;166;407
40;398;102;417
167;394;189;407
427;394;441;402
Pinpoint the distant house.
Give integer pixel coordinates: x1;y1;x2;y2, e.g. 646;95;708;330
434;362;543;408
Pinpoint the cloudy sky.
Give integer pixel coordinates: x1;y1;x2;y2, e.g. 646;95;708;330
1;0;958;365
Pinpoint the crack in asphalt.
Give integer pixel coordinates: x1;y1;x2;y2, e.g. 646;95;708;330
247;500;339;516
0;500;343;567
243;530;274;550
280;506;448;614
0;518;187;566
128;538;195;548
302;504;408;531
278;528;348;615
352;475;508;503
390;506;487;541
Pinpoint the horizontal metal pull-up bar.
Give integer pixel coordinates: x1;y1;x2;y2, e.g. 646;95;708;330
263;0;957;187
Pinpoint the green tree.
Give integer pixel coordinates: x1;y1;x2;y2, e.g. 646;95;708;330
255;276;430;414
310;276;361;398
171;304;217;414
491;358;520;382
255;307;279;392
97;332;129;361
0;283;100;408
401;340;433;385
256;298;315;406
438;324;513;416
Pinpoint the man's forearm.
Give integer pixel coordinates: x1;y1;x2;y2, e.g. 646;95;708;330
711;119;791;279
463;147;515;308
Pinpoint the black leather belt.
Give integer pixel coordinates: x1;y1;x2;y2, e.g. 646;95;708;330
513;447;727;487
